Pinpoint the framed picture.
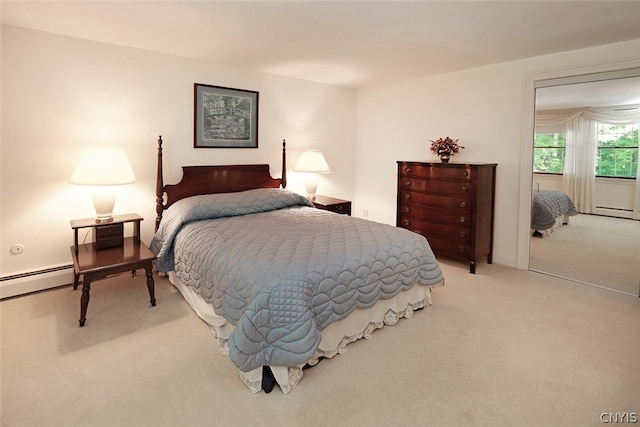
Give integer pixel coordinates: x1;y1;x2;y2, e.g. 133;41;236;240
194;83;259;148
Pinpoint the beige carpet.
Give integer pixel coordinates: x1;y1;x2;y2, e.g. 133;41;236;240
1;261;639;427
529;214;640;296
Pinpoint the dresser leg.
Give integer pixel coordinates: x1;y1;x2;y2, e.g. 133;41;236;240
469;260;476;274
145;266;156;307
79;279;91;327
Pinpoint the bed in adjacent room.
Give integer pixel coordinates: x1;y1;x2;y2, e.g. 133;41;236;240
150;137;445;394
531;189;578;237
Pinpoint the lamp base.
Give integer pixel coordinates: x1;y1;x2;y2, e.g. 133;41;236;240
92;190;116;223
94;217;115;224
304;175;318;199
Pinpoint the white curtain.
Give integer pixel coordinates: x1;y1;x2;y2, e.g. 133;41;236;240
563;116;597;213
535;105;640;219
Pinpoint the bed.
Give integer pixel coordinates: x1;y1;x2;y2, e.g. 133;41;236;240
531;189;578;237
150;136;445;394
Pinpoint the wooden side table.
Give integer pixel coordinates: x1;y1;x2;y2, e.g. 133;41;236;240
310;195;352;216
70;214;156;326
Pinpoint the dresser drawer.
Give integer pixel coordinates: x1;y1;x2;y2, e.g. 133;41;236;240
424;235;470;258
398;192;471;210
93;223;124;250
398;215;470;242
400;178;474;196
399;163;472;181
398;208;471;228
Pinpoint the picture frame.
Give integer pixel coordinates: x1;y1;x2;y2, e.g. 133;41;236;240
194;83;259;148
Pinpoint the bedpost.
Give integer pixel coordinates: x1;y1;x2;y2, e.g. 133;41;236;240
281;139;287;188
155;135;164;231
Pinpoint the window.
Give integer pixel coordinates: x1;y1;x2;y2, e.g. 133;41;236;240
596;123;638;178
534;132;565;173
534;124;639;178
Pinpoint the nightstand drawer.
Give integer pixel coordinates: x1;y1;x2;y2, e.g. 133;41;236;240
324;201;351;215
311;195;352;216
93;223;124;249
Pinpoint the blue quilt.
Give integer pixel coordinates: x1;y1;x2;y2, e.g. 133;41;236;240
531;190;578;231
151;188;444;372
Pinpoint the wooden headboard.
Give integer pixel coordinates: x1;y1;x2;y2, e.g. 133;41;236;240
155;136;287;230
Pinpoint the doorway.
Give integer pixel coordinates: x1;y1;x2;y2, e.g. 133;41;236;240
518;66;640;296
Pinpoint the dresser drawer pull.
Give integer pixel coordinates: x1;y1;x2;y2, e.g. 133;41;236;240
460;171;469;177
458;231;467;238
402;219;411;226
459;201;467;208
335;205;343;211
404;181;412;187
458;216;467;223
404;166;412;174
403;206;411;213
461;186;469;192
404;193;412;200
458;245;466;253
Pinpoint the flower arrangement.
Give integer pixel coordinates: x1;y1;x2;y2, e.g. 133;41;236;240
429;137;464;162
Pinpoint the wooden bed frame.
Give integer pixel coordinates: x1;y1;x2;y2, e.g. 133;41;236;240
155;135;288;230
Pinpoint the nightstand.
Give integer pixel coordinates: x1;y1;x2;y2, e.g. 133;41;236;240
311;195;352;215
70;213;156;327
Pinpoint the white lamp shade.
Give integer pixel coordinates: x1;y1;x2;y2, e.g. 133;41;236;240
293;150;331;173
69;146;137;186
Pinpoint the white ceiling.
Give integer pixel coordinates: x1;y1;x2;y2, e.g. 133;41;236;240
2;0;640;90
536;76;640;110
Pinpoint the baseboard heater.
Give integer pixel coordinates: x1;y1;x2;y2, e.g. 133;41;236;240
0;265;73;300
595;206;632;212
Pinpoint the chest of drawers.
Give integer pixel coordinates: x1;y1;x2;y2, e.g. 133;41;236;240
396;161;496;273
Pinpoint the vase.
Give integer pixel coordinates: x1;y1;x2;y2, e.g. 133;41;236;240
439;154;450;163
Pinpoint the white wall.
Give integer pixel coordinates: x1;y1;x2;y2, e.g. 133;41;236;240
354;38;640;268
0;25;357;297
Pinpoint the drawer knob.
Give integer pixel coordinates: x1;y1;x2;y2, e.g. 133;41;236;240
461;186;469;192
335;205;343;211
404;181;412;187
404;167;412;173
460;171;469;177
403;206;411;213
402;219;411;226
458;231;467;238
458;216;467;223
458;245;466;253
459;201;467;208
404;193;412;200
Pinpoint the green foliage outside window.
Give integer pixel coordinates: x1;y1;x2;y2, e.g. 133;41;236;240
534;133;566;173
596;124;638;178
534;124;638;178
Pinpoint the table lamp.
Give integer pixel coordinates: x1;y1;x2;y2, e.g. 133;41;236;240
293;150;331;198
69;146;137;222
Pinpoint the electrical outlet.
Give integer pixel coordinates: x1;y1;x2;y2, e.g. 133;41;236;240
10;244;25;255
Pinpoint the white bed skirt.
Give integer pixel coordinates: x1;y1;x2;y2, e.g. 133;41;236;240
533;212;573;237
168;271;437;394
